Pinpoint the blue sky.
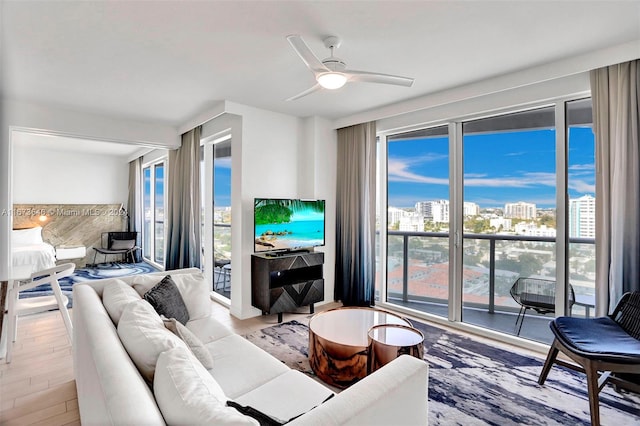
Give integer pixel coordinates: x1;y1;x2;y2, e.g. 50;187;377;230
388;126;595;209
161;127;595;211
213;157;232;207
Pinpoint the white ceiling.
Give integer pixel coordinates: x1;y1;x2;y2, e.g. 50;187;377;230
2;0;640;127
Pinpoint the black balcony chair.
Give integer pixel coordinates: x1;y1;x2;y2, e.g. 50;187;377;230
92;232;140;266
538;291;640;426
214;258;231;291
510;277;575;335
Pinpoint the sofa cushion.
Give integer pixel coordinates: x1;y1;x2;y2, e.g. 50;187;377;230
163;317;214;369
132;271;211;320
117;299;187;383
186;315;234;344
102;279;142;325
154;346;258;426
144;275;190;325
234;370;334;424
206;334;289;398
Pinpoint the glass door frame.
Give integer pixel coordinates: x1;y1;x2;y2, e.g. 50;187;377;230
201;132;232;304
376;94;589;348
142;158;166;269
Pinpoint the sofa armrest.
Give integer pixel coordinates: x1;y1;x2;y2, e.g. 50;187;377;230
73;285;165;425
289;355;428;426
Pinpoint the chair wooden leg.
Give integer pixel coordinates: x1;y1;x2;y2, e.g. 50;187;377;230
585;360;601;426
51;280;73;343
538;339;559;385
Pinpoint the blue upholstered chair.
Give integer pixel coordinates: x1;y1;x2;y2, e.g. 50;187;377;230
537;291;640;426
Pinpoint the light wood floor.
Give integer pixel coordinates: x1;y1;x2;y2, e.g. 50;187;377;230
0;301;342;425
0;299;541;425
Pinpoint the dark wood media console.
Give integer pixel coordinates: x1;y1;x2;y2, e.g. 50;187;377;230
251;251;324;323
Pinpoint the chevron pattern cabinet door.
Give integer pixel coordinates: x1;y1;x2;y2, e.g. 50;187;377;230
251;252;324;320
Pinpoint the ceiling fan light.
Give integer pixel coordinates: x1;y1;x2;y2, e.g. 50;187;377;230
317;72;347;90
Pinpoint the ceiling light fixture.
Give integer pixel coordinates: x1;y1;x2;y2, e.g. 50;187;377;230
317;72;347;90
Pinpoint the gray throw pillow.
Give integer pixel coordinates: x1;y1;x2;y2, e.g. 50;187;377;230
144;275;190;325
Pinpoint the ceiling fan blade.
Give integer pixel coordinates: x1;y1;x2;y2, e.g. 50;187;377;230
346;70;414;87
285;83;322;101
287;35;329;75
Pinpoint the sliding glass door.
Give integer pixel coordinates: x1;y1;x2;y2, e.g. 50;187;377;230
461;107;557;341
142;161;166;266
379;97;597;345
201;135;232;298
385;126;450;318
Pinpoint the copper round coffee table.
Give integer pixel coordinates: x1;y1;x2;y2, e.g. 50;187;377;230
308;307;411;388
367;324;424;373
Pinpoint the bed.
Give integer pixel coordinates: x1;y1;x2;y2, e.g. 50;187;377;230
12;227;57;274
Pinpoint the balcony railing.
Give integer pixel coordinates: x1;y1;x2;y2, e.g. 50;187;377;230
380;231;595;313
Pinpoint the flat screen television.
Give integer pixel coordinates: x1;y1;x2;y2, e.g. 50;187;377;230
254;198;325;253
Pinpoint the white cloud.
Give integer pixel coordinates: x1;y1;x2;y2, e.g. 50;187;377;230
568;179;595;193
569;163;595;171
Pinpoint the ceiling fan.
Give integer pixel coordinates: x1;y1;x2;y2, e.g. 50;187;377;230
285;34;415;101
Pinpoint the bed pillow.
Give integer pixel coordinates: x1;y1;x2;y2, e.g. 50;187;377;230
144;275;190;325
117;299;186;383
154;346;257;426
12;227;44;246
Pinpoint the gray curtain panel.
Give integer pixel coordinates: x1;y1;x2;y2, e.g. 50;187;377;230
334;121;377;306
591;59;640;315
166;127;202;270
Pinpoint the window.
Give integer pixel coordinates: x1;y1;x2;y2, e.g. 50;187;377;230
461;106;557;337
143;160;166;266
567;98;596;318
379;97;596;345
200;135;232;298
385;126;450;317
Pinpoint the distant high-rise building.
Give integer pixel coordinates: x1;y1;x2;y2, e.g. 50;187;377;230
388;207;406;227
505;201;536;219
464;202;480;216
431;200;449;223
399;214;424;232
514;222;556;237
569;195;595;238
414;201;431;218
415;200;449;223
490;217;512;231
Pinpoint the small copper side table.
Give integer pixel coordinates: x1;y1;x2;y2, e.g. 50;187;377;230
308;307;412;388
367;324;424;374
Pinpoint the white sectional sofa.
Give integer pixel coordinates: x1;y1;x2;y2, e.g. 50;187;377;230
73;268;429;425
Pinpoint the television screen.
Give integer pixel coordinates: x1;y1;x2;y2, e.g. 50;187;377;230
254;198;325;253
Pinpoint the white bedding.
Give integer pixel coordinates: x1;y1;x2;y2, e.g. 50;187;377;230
12;243;57;274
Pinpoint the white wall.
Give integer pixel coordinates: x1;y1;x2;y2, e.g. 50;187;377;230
198;103;338;319
13;143;129;204
306;116;337;304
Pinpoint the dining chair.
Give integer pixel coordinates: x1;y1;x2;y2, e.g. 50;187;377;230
538;291;640;426
4;263;75;363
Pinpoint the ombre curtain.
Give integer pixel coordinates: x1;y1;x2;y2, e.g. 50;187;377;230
166;127;202;270
127;157;143;260
334;122;376;306
591;59;640;315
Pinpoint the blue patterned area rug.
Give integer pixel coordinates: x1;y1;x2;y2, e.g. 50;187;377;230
244;320;640;425
19;262;159;308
